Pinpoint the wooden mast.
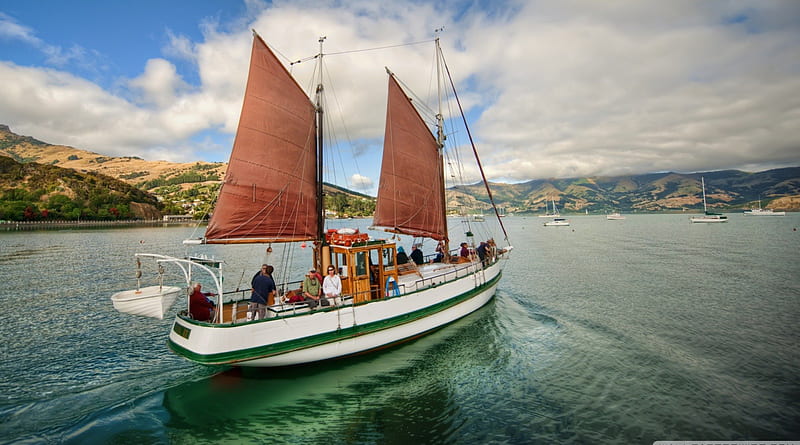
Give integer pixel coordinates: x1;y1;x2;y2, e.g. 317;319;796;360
434;36;450;260
315;36;328;272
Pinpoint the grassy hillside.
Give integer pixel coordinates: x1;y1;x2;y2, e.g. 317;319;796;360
0;156;161;221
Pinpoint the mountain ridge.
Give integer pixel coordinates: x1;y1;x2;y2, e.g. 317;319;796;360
2;124;798;213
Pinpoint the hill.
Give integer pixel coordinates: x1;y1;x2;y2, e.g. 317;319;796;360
0;155;161;221
453;169;800;214
0;125;373;217
0;124;227;216
1;124;798;215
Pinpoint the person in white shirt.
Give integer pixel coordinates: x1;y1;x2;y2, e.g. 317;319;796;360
322;265;342;306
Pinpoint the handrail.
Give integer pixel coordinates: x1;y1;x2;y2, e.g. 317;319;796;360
181;251;507;325
139;255;226;323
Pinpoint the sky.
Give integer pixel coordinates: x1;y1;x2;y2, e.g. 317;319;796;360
1;0;799;195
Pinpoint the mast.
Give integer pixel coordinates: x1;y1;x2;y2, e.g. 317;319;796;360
439;43;510;243
434;36;449;256
701;177;707;213
315;36;326;271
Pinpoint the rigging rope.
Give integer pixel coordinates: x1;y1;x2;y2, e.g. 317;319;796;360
290;39;434;66
439;48;510;244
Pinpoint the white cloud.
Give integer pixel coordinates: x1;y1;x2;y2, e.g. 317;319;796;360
458;1;800;181
349;173;373;192
128;58;189;108
163;30;196;62
0;12;39;45
0;1;798;181
0;12;90;67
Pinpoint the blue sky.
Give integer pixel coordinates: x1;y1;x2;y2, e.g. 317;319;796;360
1;1;799;195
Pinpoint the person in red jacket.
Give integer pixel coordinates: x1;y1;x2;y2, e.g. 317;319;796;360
189;283;216;322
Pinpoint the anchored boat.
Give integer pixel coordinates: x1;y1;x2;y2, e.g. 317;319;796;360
690;177;728;223
114;31;512;367
743;198;785;216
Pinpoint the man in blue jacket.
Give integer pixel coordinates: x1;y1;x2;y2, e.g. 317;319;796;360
249;264;276;320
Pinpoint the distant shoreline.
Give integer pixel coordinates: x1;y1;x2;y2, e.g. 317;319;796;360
0;219;206;231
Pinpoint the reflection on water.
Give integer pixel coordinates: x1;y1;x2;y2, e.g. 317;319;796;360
75;304;499;444
2;215;800;443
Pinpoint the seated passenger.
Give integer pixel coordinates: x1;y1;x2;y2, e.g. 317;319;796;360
397;246;409;264
189;283;216;322
410;244;424;265
302;268;323;308
323;265;342;306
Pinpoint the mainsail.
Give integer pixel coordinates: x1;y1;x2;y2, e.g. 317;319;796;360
204;33;319;244
372;74;448;241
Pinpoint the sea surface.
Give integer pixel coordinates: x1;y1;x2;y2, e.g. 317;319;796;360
0;214;798;444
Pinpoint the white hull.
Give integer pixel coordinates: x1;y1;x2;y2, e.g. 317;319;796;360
743;209;785;216
168;260;502;367
543;219;569;226
690;216;728;223
692;178;728;223
606;213;625;220
111;285;183;319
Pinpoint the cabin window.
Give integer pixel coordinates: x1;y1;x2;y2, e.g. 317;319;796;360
336;253;348;277
355;252;367;277
382;247;396;271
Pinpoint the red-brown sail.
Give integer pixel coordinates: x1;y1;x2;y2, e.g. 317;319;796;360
204;33;318;243
373;74;448;241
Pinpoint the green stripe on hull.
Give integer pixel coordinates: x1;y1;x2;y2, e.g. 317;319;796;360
168;271;501;365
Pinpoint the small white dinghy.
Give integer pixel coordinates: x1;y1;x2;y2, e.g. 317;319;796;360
111;254;189;319
111;285;183;319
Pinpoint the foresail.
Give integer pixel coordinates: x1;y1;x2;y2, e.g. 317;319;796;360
204;34;318;244
373;74;447;241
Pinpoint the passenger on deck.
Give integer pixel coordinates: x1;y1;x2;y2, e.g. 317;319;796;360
189;283;216;322
460;242;469;258
432;240;445;263
396;246;409;264
410;244;424;265
302;268;323;309
249;264;276;320
477;242;488;265
323;265;342;306
487;238;498;260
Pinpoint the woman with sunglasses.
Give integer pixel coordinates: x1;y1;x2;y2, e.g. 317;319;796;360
322;266;342;306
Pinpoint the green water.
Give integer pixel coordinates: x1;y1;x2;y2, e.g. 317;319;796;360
1;214;798;443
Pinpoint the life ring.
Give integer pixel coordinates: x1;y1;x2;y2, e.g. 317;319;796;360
385;276;400;297
328;228;369;246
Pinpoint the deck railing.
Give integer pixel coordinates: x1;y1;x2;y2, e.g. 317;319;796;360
206;254;502;325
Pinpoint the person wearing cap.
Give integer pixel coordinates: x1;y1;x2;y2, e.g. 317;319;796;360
302;268;323;309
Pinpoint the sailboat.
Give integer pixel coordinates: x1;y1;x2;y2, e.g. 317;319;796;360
541;199;568;226
690;177;728;223
112;31;512;367
743;198;785;216
538;198;561;218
